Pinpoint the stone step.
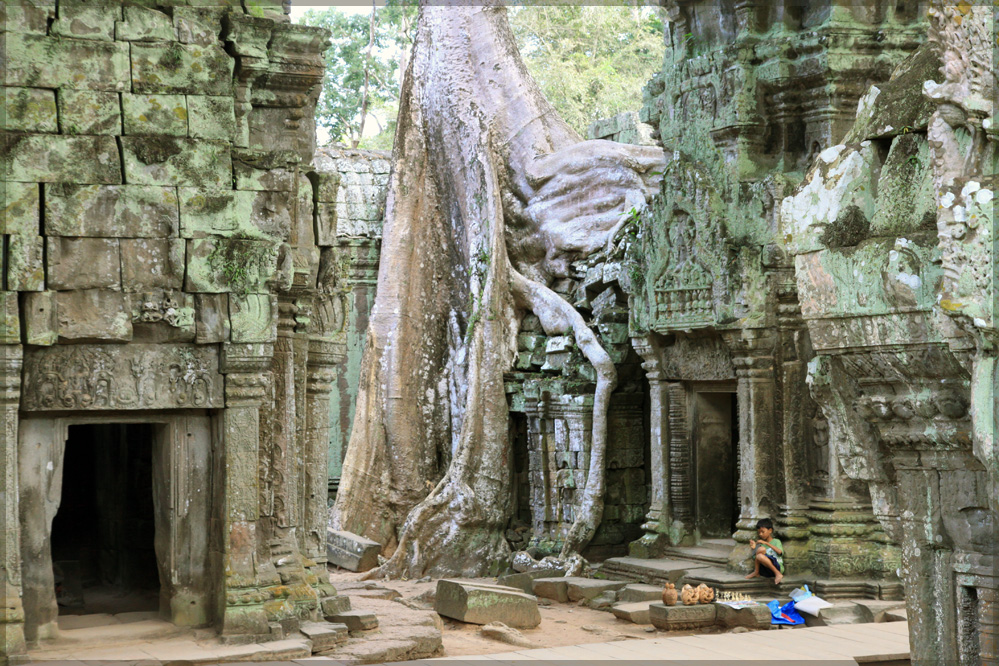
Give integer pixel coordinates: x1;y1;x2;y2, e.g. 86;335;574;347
661;544;731;566
328;610;379;632
598;557;713;586
617;583;664;603
610;601;653;624
299;621;348;652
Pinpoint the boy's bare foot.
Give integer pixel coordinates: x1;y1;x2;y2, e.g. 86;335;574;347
745;572;759;579
774;572;784;585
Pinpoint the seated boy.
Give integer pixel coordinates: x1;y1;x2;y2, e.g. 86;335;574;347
744;518;784;585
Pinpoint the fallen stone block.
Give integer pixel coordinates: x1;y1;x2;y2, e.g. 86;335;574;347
326;529;381;572
715;602;771;629
435;580;541;629
852;599;908;623
882;607;907;622
803;601;865;627
617;583;664;603
320;595;351;618
300;621;347;652
329;610;378;632
611;601;653;625
565;578;626;602
649;602;716;631
496;568;565;595
585;591;617;610
350;583;401;600
531;577;569;603
480;621;532;648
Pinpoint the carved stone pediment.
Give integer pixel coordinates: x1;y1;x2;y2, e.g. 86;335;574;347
639;156;729;333
22;344;223;411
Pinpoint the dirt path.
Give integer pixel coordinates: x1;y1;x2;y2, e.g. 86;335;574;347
330;571;708;658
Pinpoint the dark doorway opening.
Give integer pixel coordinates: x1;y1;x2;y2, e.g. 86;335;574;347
51;423;160;616
693;391;740;538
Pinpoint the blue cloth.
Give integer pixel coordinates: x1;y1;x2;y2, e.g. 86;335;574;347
767;599;805;625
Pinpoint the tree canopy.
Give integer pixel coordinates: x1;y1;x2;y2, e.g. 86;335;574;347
300;3;415;148
509;5;664;135
300;4;663;147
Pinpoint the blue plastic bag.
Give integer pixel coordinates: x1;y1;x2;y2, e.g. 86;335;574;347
767;599;805;625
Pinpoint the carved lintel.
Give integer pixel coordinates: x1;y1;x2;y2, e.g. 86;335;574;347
21;344;223;411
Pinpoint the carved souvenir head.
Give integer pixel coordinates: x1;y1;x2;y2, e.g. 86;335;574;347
662;582;678;606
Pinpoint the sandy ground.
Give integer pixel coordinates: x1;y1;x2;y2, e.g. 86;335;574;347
330;570;710;658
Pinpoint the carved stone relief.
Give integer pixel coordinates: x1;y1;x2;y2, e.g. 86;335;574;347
21;344;223;411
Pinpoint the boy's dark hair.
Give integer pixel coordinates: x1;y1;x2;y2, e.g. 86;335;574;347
756;518;774;530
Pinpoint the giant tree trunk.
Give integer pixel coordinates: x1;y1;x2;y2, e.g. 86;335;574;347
330;2;664;577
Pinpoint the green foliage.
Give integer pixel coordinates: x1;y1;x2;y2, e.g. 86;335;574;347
300;3;416;147
508;5;665;135
303;4;663;147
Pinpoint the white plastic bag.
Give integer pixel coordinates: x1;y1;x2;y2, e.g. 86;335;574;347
790;586;833;616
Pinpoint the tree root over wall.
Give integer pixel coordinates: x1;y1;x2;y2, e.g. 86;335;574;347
331;2;664;578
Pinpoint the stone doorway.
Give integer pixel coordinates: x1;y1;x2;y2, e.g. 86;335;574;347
52;423;159;616
18;413;217;642
692;387;739;540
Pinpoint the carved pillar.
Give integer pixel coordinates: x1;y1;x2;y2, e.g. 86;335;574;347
304;340;339;597
253;296;320;626
521;390;552;545
629;336;674;556
724;331;778;560
774;280;812;571
1;345;27;658
219;342;274;640
667;383;694;541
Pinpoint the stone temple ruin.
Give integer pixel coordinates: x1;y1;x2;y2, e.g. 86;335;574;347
2;0;353;655
1;1;996;664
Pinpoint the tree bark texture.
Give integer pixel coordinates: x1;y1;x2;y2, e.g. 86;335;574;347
331;3;664;577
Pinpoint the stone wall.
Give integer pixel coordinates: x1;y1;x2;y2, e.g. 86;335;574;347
587;111;658;146
782;3;996;661
505;256;650;559
1;1;352;657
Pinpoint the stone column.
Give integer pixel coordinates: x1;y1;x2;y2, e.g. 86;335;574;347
256;297;319;625
0;345;27;658
304;337;345;615
219;342;274;640
725;330;778;560
629;336;673;557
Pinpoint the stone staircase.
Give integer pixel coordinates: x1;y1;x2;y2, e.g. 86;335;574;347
661;538;734;566
598;537;904;600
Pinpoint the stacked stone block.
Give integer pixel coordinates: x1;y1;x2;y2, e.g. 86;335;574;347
1;1;354;658
505;248;649;557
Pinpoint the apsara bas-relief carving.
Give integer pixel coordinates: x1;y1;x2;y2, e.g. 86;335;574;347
22;344;223;411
